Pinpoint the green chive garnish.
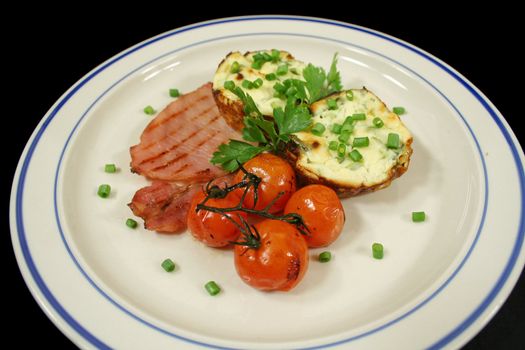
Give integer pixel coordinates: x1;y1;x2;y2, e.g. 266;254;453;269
97;184;111;198
372;243;384;259
338;131;351;144
412;211;426;222
169;88;180;98
230;61;240;74
161;258;175;272
242;80;253;89
332;123;342;134
343;116;354;125
224;80;235;91
276;64;288;75
346;90;354;100
373;117;384;128
290;67;299;75
311;123;326;136
387;133;400;149
337;143;346;158
104;164;117;173
393;106;406;115
353;137;370;148
341;123;353;133
328;140;338;150
252;78;263;89
126;218;138;229
273;82;286;94
327;99;337;110
271;49;280;62
265;73;277;81
319;251;332;263
352;113;366;121
349;149;363;162
205;281;221;296
251;60;264;69
143;105;156;115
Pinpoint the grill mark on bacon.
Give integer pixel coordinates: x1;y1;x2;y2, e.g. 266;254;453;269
144;95;209;133
137;112;220;167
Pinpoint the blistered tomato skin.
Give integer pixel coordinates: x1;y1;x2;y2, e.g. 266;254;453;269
234;220;309;291
234;153;296;213
284;185;345;248
187;190;247;248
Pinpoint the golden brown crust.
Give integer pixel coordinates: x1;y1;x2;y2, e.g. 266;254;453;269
212;89;245;131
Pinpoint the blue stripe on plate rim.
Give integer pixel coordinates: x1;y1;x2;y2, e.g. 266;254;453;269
12;16;524;349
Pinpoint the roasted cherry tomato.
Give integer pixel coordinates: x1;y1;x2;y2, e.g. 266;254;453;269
187;190;246;248
234;220;309;291
234;153;296;213
284;184;345;248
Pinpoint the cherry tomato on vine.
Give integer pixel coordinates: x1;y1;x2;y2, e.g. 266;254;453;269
234;153;296;213
284;184;345;248
234;219;309;291
187;190;247;248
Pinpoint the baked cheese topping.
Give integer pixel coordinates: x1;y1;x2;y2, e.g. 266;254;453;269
293;89;412;187
213;50;307;116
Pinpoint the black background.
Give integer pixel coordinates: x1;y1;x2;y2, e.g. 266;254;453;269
5;6;524;349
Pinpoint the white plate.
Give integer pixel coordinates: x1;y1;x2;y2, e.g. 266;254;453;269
10;16;525;349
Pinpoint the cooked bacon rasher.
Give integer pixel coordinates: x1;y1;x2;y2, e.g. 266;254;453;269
129;83;242;233
130;83;240;183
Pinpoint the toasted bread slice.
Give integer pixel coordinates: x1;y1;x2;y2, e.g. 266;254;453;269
288;89;413;197
212;50;307;130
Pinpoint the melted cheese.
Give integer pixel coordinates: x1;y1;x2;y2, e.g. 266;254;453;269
213;50;307;116
294;89;412;187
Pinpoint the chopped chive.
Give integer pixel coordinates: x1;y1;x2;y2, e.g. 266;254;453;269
290;67;299;75
126;218;138;229
338;131;351;144
349;149;363;162
328;140;338;150
252;78;263;89
327;99;337;110
311;123;326;136
230;61;240;74
393;106;406;115
412;211;426;222
265;73;277;81
341;123;354;133
169;88;180;98
251;60;264;69
273;82;286;94
318;251;332;263
97;184;111;198
387;133;400;149
205;281;221;296
104;164;117;173
372;243;384;259
271;49;280;61
286;86;298;97
353;137;370;148
332;123;342;134
262;52;272;61
161;258;175;272
242;80;253;89
346;90;354;101
343;116;355;125
224;80;235;91
352;113;366;121
276;64;288;75
337;143;346;158
373;117;384;128
143;105;156;115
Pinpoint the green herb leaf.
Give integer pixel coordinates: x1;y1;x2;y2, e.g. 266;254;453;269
302;63;326;103
327;53;343;94
274;98;312;136
210;140;268;171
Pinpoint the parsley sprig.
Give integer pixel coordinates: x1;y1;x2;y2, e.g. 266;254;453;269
211;52;342;171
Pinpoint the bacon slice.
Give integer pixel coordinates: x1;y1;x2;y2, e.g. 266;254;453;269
129;175;235;233
130;82;240;182
129;181;200;233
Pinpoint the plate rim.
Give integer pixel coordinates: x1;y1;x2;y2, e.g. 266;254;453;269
9;15;525;349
